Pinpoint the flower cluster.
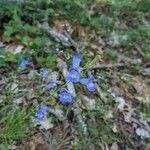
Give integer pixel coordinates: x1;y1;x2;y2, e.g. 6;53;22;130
18;55;96;121
59;55;96;103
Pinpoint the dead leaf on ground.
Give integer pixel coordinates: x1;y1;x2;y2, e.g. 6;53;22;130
5;44;24;54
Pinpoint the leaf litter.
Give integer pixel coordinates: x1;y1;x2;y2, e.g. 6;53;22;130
0;2;150;149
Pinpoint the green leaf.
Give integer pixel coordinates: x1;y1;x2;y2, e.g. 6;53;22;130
36;55;56;67
0;48;5;55
31;37;49;49
20;36;32;47
36;56;46;65
46;56;56;67
5;53;17;63
0;58;5;66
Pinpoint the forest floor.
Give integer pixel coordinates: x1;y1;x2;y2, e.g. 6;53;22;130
0;0;150;150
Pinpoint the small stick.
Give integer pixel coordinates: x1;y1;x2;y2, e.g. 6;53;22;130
37;22;79;53
64;31;79;53
135;46;145;58
92;63;127;70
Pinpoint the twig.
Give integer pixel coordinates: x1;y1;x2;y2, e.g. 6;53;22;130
135;46;145;58
37;22;79;52
120;122;137;150
64;31;79;53
92;63;127;70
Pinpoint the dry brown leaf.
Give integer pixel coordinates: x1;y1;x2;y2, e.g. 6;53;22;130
5;44;24;54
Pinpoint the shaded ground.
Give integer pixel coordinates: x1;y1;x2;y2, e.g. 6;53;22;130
0;0;150;150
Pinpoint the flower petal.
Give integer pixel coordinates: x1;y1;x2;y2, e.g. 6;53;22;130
73;55;81;69
80;76;96;92
18;59;29;70
66;68;80;83
59;88;73;103
87;82;96;92
46;81;56;90
80;78;89;85
36;111;45;121
40;105;49;113
89;75;95;81
60;88;68;94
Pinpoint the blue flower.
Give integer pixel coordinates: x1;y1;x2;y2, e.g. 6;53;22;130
18;59;29;70
36;105;49;122
46;81;57;90
80;76;96;92
40;68;49;78
36;110;45;121
66;55;81;83
40;105;49;113
66;68;80;83
59;88;73;103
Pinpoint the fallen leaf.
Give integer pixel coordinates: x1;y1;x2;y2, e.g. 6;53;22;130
14;45;24;54
40;118;54;130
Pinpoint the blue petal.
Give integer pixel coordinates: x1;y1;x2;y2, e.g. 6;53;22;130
18;59;29;69
87;82;96;92
80;78;89;85
80;76;96;92
66;68;80;83
46;81;56;90
73;55;81;69
40;105;49;113
60;88;68;94
40;68;49;78
89;75;95;81
59;88;73;103
36;111;45;121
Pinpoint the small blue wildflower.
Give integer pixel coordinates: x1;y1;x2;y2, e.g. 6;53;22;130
80;76;96;92
46;81;57;90
40;105;49;113
66;68;80;83
40;67;49;78
36;111;45;121
18;59;29;70
59;88;73;103
36;105;49;122
66;55;81;83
